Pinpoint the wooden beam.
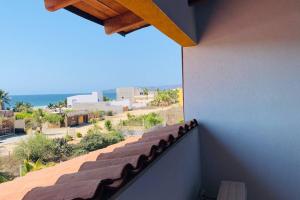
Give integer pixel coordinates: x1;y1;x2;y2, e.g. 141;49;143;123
45;0;81;11
104;11;145;35
114;0;197;47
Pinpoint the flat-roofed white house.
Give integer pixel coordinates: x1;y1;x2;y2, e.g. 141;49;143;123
67;92;103;108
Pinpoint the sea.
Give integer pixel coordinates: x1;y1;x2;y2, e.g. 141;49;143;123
9;91;117;107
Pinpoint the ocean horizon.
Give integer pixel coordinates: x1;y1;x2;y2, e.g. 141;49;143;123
7;85;181;107
9;91;117;107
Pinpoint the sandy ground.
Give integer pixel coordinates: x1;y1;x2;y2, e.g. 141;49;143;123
0;104;182;156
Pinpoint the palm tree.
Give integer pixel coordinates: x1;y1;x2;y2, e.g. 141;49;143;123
32;109;45;133
143;88;149;100
47;103;55;110
0;90;10;110
14;101;33;113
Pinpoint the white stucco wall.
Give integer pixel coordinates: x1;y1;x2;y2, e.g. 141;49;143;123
183;0;300;199
67;92;102;107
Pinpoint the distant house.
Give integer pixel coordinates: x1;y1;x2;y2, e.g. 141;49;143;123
67;92;103;108
64;110;89;127
116;87;142;102
116;87;155;104
0;110;14;136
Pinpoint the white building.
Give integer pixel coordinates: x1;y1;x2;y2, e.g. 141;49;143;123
67;92;103;108
116;87;142;102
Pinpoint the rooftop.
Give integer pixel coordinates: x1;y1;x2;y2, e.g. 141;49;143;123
0;122;197;200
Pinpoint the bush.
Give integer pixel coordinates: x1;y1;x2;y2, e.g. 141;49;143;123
44;113;63;125
13;134;73;163
79;131;124;152
106;110;113;116
151;89;179;107
15;112;33;120
89;118;98;124
14;133;55;163
143;113;163;128
120;112;163;129
51;138;73;161
76;132;82;138
105;120;113;131
19;159;55;176
0;172;14;183
64;134;73;142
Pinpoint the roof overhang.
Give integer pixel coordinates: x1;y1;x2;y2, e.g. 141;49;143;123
44;0;198;46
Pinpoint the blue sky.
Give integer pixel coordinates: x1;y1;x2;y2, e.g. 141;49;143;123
0;1;181;95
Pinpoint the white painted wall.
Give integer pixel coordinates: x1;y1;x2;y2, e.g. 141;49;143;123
67;92;103;107
183;0;300;199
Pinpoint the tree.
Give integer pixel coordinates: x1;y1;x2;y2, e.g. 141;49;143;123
0;89;10;110
151;89;179;107
14;101;33;113
104;120;113;131
47;103;55;110
103;96;110;102
32;109;46;132
143;88;149;99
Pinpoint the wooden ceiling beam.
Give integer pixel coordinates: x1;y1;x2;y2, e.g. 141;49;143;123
45;0;81;11
104;11;145;35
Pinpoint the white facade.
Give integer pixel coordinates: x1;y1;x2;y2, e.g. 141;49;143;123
67;92;103;108
109;99;132;110
116;87;142;101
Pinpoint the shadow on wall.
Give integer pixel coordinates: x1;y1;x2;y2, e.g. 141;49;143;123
193;0;219;42
198;124;278;200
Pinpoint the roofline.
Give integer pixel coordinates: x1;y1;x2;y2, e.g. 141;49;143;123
115;0;197;47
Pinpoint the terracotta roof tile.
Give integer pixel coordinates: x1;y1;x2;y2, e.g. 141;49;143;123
0;121;198;200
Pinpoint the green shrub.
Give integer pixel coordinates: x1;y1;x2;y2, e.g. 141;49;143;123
0;172;13;183
105;131;124;144
15;112;33;120
89;118;98;124
120;112;163;129
51;138;73;161
151;89;179;107
64;134;73;142
104;120;113;131
76;132;82;138
14;133;55;163
13;134;73;163
19;159;55;176
106;110;113;116
79;131;124;152
143;113;163;128
79;132;107;152
44;113;63;124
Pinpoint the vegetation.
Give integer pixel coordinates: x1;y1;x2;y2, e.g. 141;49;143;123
47;99;67;111
31;109;46;132
0;89;10;110
103;96;110;102
20;159;55;176
121;112;163;129
151;89;179;107
64;134;73;142
15;112;33;120
0;172;14;183
106;110;113;116
10;127;124;178
79;129;124;152
76;132;82;138
104;120;113;131
14;133;56;163
44;113;63;125
13;102;33;113
143;88;149;96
